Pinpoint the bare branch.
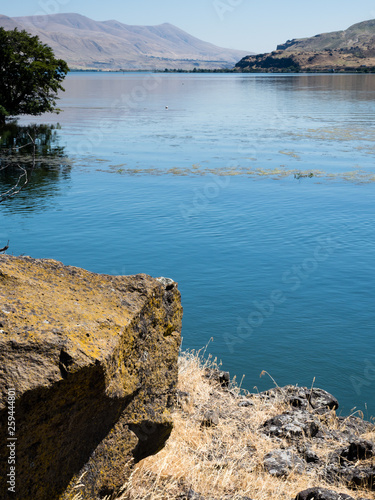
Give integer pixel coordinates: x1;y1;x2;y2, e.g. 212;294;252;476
0;164;28;202
0;130;36;203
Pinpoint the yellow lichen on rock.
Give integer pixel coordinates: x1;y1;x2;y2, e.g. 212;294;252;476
0;255;182;500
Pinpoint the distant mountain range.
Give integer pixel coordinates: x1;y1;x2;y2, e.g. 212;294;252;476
236;19;375;72
0;13;250;70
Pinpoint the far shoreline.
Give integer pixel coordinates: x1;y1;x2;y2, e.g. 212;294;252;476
67;68;375;74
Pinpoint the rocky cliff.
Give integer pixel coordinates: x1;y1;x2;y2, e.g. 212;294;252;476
0;255;182;499
236;19;375;72
276;19;375;53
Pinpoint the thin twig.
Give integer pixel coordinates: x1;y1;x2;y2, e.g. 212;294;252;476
0;165;28;201
0;131;36;203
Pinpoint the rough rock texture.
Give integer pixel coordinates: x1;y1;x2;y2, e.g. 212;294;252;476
258;385;339;413
254;385;375;494
176;491;253;500
0;255;183;500
263;448;306;476
201;410;220;428
205;368;230;388
327;463;375;491
263;410;321;439
260;403;375;491
295;487;356;500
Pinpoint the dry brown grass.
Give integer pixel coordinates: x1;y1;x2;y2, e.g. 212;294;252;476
115;349;375;500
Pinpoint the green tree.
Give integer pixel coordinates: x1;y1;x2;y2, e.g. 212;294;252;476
0;28;69;124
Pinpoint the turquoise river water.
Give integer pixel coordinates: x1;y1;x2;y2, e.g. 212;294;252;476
1;72;374;418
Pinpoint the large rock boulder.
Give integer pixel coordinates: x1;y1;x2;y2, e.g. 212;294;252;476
0;255;182;499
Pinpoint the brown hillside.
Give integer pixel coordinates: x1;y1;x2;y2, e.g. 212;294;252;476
0;13;250;70
236;19;375;72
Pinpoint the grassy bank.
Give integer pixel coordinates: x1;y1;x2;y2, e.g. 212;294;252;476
113;350;375;500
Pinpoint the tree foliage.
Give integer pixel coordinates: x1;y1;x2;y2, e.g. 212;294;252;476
0;28;69;123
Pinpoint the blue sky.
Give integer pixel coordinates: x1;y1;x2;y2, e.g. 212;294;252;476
2;0;375;53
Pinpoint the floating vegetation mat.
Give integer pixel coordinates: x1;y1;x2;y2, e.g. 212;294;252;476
302;126;375;144
289;126;375;157
94;163;375;184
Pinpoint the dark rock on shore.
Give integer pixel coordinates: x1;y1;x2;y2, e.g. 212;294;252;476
339;439;374;463
263;410;321;439
251;382;375;497
295;487;356;499
326;463;375;491
205;368;230;388
199;371;374;498
258;385;339;413
178;491;254;500
201;410;220;428
264;448;306;476
297;443;320;464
